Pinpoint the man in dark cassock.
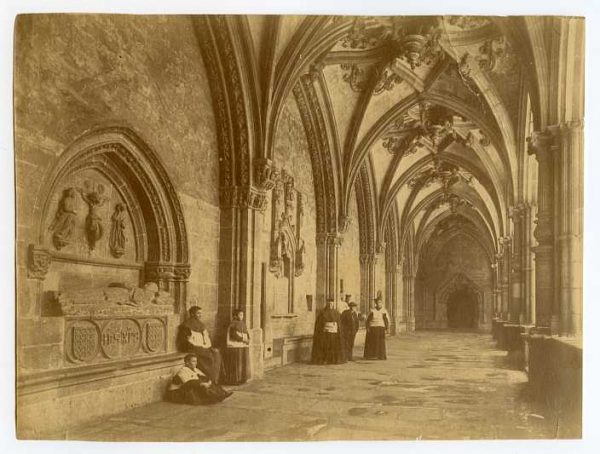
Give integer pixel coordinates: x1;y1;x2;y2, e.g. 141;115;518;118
364;291;390;360
166;354;232;405
310;299;346;365
177;306;224;384
341;300;360;361
223;309;251;385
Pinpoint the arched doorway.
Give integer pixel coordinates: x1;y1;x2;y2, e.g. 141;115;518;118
447;287;479;329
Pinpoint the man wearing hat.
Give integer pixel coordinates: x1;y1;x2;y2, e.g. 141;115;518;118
340;297;360;361
364;291;389;360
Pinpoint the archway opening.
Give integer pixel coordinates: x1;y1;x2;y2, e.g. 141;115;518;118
447;287;479;329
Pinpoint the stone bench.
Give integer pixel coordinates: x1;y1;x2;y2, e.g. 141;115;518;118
265;335;313;370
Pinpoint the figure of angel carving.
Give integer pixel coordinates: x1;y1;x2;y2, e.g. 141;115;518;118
109;203;127;258
49;187;78;250
78;182;107;251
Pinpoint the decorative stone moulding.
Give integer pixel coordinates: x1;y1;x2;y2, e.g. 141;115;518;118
27;244;51;280
145;262;191;284
65;316;168;364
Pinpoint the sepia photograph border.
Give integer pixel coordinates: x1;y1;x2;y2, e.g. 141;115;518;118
2;0;599;453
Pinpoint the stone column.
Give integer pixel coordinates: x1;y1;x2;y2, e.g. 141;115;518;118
385;264;400;335
218;160;277;380
490;260;500;317
359;253;376;316
509;205;525;323
218;185;268;379
557;121;583;335
496;240;510;320
316;232;343;311
528;130;558;332
403;272;416;331
522;203;536;324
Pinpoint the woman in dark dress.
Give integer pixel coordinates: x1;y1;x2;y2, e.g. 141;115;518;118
223;309;251;385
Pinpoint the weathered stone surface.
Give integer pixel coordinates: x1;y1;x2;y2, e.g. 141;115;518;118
17;318;64;347
17;358;181;438
269;93;317;339
337;186;361;306
14;15;219;205
19;344;63;371
15;16;221;369
44;332;565;441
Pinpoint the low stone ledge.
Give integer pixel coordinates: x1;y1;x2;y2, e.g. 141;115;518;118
523;333;582;436
17;351;186;396
17;351;187;439
266;335;313;370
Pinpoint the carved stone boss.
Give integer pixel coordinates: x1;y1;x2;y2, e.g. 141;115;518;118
65;316;167;363
269;170;306;279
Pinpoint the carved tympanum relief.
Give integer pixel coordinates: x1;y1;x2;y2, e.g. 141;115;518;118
45;170;134;260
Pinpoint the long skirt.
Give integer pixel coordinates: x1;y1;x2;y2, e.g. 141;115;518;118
312;333;345;365
190;347;224;384
167;380;231;405
223;347;250;385
343;331;357;361
364;327;387;360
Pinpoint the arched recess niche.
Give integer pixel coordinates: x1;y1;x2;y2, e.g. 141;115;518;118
26;128;191;364
434;273;484;328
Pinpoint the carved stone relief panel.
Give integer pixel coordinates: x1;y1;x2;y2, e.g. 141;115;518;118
56;282;175;317
269;170;305;279
65;316;167;365
43;169;136;262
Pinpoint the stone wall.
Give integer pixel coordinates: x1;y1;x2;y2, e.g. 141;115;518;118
15;15;220;436
337;187;360;308
415;234;493;329
265;93;317;351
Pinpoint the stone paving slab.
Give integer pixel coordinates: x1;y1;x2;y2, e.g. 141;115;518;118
59;331;567;441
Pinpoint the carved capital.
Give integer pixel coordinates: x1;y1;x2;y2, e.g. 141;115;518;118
317;232;343;247
527;130;555;158
508;203;526;221
254;158;279;192
360;253;376;266
144;262;176;286
28;244;51;280
338;214;351;234
220;185;268;212
533;215;554;245
376;240;387;254
173;263;191;282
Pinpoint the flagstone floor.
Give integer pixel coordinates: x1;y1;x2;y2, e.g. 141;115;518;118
56;331;576;441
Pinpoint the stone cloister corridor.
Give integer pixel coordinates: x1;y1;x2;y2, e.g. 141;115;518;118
13;13;584;444
50;331;572;441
